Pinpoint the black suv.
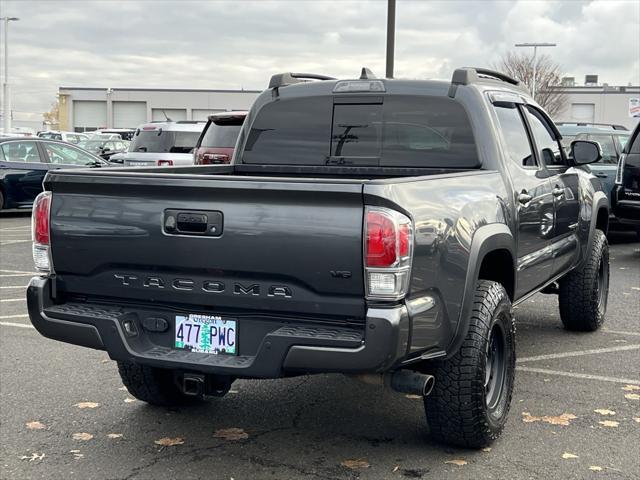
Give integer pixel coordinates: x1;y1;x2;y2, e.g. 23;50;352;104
613;121;640;237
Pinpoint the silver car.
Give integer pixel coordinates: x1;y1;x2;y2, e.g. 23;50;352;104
123;121;205;167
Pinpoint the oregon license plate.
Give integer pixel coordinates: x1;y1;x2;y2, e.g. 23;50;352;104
174;314;237;355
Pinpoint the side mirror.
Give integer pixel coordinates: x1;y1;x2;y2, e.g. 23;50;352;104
102;147;111;152
571;140;602;165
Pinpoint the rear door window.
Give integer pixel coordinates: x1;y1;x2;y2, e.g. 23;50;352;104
201;123;243;148
130;130;201;154
241;94;479;168
43;142;100;165
1;141;41;163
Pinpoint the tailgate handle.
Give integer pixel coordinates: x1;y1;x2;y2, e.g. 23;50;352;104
164;210;223;237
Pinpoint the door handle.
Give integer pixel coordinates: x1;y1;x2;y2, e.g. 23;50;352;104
518;191;532;204
594;172;608;178
552;186;564;198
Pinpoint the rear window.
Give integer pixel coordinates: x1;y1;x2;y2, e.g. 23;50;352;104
200;123;242;148
241;95;479;168
130;130;201;154
39;132;62;140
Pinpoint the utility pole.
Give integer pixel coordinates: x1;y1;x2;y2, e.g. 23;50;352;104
385;0;396;78
515;42;556;100
1;17;20;134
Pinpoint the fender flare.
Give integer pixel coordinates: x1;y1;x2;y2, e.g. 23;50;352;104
584;192;609;266
445;223;516;358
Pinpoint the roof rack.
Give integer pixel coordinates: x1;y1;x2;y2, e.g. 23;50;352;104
268;72;336;89
555;122;628;131
451;67;521;87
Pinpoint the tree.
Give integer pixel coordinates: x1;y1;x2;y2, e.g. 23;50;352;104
493;52;567;118
42;99;60;130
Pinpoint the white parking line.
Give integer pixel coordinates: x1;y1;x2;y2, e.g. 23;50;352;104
0;286;26;289
0;240;31;246
517;366;640;385
0;298;24;303
603;329;640;337
517;344;640;363
0;269;36;274
0;273;34;277
0;321;34;329
1;226;30;231
0;314;28;320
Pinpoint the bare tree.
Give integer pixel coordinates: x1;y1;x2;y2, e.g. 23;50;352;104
493;52;567;118
42;99;60;130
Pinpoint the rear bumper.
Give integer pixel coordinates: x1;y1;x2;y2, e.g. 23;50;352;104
27;277;410;378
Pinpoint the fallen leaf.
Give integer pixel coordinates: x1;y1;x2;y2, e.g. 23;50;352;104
589;466;603;472
25;421;46;430
622;385;640;391
631;287;640;291
522;412;577;426
107;433;123;439
405;394;422;400
74;402;100;409
118;386;128;391
633;417;640;423
20;452;45;462
625;393;640;400
228;389;239;394
69;450;81;453
599;420;619;428
594;409;616;416
73;453;84;459
154;437;184;447
124;398;137;403
392;465;399;472
445;459;467;466
100;359;109;364
341;459;370;470
562;452;579;459
72;432;93;441
213;428;249;441
482;447;492;452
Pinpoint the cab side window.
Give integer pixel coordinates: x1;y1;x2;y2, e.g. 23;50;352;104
587;134;617;164
44;142;98;165
0;141;41;163
524;107;565;167
494;106;536;168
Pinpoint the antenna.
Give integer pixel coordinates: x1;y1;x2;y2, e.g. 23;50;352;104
162;110;172;122
360;67;377;80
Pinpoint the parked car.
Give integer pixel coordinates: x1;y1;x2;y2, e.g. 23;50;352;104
0;137;109;210
91;129;136;141
123;121;205;167
27;67;610;449
613;122;640;238
37;130;89;144
89;133;122;140
78;139;130;161
572;130;630;203
194;111;247;164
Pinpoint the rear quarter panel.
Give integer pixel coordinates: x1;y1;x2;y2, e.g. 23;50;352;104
363;170;511;358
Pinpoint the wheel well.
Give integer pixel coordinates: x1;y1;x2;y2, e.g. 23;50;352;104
478;249;515;301
596;207;608;234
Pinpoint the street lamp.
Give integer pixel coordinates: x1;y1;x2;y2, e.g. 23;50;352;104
1;16;19;134
514;42;556;100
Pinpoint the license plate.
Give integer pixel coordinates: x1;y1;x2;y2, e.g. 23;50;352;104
174;314;237;355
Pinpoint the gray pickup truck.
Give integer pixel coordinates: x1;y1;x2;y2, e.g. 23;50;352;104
27;68;610;448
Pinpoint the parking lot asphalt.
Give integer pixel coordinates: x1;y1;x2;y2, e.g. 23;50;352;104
1;211;639;480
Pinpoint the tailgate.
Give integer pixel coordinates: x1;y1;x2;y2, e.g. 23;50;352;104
48;173;365;319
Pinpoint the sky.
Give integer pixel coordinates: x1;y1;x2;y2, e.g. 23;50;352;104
1;0;639;127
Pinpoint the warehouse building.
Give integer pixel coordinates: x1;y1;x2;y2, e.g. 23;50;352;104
57;87;261;132
551;76;640;130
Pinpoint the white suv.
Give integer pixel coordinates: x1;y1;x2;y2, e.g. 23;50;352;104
37;131;89;144
123;121;205;167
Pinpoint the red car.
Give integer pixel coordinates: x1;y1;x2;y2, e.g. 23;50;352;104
194;111;247;164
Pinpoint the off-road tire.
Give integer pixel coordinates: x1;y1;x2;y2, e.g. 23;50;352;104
117;361;200;406
558;229;609;331
423;280;516;448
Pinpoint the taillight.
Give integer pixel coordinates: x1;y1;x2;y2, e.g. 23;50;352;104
198;152;230;165
364;207;413;300
32;191;53;273
615;153;626;185
157;160;173;166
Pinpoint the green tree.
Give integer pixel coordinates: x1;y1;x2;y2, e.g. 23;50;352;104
199;326;212;352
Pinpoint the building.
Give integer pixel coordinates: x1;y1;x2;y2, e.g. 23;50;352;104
57;87;261;132
550;76;640;130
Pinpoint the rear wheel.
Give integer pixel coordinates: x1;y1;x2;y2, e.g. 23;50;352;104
117;362;201;407
558;229;609;331
0;189;4;210
423;280;516;448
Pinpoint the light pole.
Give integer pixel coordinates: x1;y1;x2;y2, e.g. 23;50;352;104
514;42;556;100
1;16;19;134
385;0;396;78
